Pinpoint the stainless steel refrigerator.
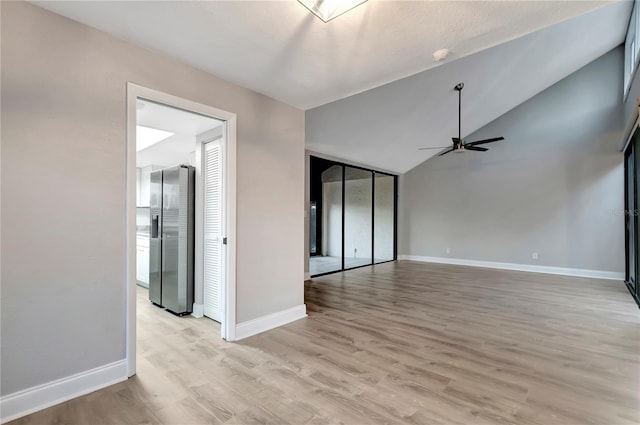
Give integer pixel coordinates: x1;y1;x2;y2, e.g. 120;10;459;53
149;165;195;315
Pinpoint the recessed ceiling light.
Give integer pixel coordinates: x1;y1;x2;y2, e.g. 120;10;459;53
433;49;449;62
136;125;174;152
298;0;367;23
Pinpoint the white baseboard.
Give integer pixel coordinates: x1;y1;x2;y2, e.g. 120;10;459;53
304;272;311;281
398;255;624;281
235;304;307;341
0;360;127;424
191;303;204;318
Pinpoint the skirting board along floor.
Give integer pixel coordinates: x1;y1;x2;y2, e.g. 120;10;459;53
398;255;624;280
6;264;639;425
191;303;204;318
1;299;305;422
235;304;307;340
0;360;127;424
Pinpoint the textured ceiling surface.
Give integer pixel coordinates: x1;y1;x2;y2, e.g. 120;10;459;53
31;0;631;173
305;1;632;173
32;0;614;109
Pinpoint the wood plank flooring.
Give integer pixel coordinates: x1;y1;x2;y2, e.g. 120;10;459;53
9;261;640;424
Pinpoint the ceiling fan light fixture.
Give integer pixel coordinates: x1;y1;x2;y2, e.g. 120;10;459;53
298;0;367;23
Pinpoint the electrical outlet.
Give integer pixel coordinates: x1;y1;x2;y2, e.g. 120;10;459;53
446;247;451;255
532;252;539;260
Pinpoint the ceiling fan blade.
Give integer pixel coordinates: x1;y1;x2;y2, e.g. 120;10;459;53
466;136;504;146
465;145;488;152
438;147;455;156
418;146;451;150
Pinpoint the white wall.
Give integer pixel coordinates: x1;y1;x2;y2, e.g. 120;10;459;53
400;47;625;274
322;180;342;257
374;175;394;261
1;1;304;398
322;175;394;260
344;178;373;260
323;179;374;259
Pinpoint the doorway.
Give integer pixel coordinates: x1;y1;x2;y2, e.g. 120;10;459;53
309;156;397;277
126;84;238;377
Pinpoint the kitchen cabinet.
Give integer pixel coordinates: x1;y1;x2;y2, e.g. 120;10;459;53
137;165;165;207
136;234;150;287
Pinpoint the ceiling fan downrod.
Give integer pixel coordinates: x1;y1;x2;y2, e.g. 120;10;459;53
454;82;464;144
417;82;504;156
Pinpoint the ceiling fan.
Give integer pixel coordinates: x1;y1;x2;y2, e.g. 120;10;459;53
419;83;504;156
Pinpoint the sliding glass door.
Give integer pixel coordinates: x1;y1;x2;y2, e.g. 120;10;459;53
625;129;640;305
317;164;343;275
344;167;373;269
374;172;395;264
626;148;636;290
636;135;640;297
309;156;397;277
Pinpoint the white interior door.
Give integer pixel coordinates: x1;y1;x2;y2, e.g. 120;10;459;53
203;140;223;322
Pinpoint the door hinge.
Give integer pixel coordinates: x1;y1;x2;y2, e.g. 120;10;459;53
223;237;228;245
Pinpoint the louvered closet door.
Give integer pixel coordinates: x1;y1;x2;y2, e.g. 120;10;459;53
203;140;223;322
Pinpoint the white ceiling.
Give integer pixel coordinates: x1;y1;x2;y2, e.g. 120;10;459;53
306;1;632;173
137;99;223;135
31;0;630;173
136;99;222;168
31;0;615;110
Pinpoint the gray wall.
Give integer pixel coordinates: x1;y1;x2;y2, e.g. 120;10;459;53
625;57;640;123
401;47;625;273
1;2;304;396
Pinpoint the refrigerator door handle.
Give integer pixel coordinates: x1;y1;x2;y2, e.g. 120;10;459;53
151;214;160;239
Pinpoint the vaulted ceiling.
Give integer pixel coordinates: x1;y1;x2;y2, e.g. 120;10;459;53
33;0;616;110
306;1;631;173
32;0;631;173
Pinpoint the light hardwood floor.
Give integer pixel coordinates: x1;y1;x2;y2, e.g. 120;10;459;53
9;261;640;424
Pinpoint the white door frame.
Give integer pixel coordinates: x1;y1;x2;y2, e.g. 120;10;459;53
126;83;237;377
